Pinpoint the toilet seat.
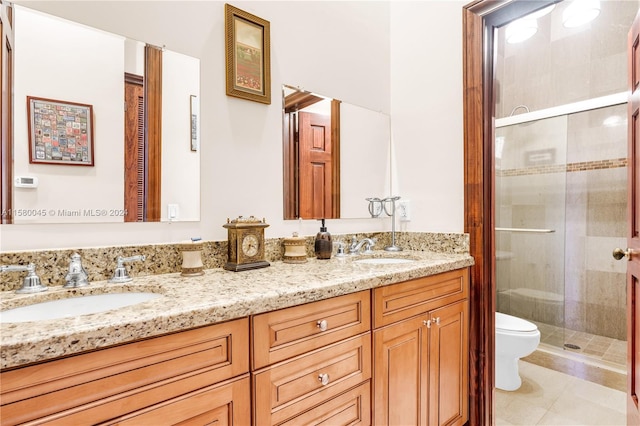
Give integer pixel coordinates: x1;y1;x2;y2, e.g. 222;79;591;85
496;312;537;332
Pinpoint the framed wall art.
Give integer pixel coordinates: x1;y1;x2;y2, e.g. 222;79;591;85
27;96;94;166
190;95;199;151
225;4;271;104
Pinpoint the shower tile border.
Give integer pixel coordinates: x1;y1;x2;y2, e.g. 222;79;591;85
498;157;627;177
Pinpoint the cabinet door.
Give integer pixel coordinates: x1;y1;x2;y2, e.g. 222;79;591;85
373;315;429;426
278;381;371;426
252;290;370;369
1;318;249;425
428;300;469;426
104;375;250;426
254;333;371;425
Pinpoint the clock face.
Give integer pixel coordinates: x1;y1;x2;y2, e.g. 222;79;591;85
241;233;260;258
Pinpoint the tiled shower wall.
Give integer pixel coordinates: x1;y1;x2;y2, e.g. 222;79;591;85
496;104;627;340
494;1;635;342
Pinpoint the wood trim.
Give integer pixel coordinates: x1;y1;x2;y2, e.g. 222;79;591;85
283;112;296;219
463;4;493;424
462;1;558;424
144;45;162;222
124;72;143;86
284;91;323;113
1;5;14;224
331;99;341;218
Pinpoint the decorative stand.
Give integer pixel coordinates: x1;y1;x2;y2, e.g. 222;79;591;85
383;196;402;252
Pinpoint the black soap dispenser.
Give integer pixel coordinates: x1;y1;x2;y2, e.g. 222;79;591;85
314;219;332;259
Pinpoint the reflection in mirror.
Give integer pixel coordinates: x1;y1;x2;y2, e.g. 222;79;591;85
7;5;200;224
282;85;390;220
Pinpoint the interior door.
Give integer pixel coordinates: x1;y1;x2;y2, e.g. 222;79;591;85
1;3;14;224
626;9;640;424
298;111;333;219
124;77;144;222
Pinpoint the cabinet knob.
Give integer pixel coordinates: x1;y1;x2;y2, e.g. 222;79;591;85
423;319;431;328
318;373;330;386
433;317;441;325
316;319;328;331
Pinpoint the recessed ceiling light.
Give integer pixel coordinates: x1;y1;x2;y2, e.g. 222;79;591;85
563;0;601;28
505;18;538;44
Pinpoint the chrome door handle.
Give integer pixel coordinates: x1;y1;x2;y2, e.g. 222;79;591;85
613;248;632;261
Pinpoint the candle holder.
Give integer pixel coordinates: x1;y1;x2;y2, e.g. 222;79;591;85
180;240;205;276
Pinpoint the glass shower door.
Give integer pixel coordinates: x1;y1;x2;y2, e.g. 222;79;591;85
495;115;568;350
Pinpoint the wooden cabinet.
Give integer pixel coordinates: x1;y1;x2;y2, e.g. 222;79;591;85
372;268;469;426
252;290;371;425
103;375;250;426
0;318;250;426
252;290;370;369
0;268;470;426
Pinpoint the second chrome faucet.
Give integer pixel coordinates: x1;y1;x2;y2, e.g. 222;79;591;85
348;236;376;255
64;253;89;288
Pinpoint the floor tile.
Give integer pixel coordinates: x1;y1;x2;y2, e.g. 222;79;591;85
495;360;626;426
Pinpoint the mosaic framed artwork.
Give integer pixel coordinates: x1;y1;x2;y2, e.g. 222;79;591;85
27;96;95;166
224;4;271;104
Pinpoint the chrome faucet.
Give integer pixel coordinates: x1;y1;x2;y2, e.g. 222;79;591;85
109;255;146;283
64;253;89;288
1;263;48;293
348;236;376;255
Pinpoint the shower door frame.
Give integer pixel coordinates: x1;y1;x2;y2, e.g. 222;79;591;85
462;1;560;425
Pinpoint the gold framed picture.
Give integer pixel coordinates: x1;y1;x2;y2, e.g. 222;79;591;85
225;4;271;104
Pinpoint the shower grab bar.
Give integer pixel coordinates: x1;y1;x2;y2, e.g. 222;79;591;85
495;227;555;233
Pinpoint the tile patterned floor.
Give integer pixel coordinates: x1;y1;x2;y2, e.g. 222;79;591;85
535;321;627;370
496;322;627;425
495;361;627;425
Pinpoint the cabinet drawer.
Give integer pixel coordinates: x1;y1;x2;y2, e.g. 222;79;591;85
103;375;251;426
252;290;370;369
253;333;371;425
278;381;371;426
373;268;469;328
0;318;249;425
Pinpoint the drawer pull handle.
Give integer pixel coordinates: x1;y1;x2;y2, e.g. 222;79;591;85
318;373;330;386
317;319;328;331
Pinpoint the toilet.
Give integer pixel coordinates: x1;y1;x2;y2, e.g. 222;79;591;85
495;312;540;391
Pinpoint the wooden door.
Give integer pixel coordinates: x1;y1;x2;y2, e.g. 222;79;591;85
1;3;13;224
428;301;468;426
298;111;333;219
627;10;640;424
373;315;429;426
124;77;144;222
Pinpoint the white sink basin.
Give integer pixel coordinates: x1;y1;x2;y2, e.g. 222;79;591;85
355;257;416;265
0;292;162;323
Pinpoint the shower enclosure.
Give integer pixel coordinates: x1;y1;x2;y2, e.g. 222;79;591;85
495;95;628;367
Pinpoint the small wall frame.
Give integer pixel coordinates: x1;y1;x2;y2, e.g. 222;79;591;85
225;4;271;104
190;95;199;151
27;96;94;166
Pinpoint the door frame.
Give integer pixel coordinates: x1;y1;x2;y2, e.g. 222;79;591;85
462;1;558;424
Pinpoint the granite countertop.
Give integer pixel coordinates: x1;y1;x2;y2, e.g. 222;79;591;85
0;250;474;370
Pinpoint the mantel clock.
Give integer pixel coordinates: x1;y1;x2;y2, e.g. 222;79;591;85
224;216;270;272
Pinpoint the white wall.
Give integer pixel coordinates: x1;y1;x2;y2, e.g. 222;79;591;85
390;1;465;233
12;6;125;224
161;50;201;222
340;103;391;218
2;1;465;251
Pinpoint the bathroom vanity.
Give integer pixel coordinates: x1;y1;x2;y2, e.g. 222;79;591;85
0;251;473;425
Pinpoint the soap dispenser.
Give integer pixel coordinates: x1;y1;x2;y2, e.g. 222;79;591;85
314;219;332;259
